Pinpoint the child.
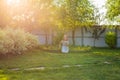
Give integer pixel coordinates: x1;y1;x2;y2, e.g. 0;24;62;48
60;34;69;53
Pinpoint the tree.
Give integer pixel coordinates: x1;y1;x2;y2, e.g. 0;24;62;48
31;0;56;45
87;8;106;47
87;26;106;47
106;0;120;20
55;0;94;46
0;0;56;45
0;0;36;29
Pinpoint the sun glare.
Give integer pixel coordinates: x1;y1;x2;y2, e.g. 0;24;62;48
6;0;21;6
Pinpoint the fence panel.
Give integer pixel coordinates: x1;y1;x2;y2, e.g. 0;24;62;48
35;28;120;47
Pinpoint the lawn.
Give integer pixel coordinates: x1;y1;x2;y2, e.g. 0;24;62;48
0;47;120;80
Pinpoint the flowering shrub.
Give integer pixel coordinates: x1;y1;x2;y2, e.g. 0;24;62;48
0;28;40;54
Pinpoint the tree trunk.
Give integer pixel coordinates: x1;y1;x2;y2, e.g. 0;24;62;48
93;38;96;47
50;29;54;45
81;27;84;46
45;33;48;46
115;27;118;47
72;30;75;46
51;30;54;45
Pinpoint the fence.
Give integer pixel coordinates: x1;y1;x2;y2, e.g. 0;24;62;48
34;27;120;47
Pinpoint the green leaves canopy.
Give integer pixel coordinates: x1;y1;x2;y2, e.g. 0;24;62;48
106;0;120;20
56;0;94;31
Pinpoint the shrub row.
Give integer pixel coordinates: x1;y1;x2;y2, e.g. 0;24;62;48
0;28;40;54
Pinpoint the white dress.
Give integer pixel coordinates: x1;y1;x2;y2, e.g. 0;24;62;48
61;40;69;53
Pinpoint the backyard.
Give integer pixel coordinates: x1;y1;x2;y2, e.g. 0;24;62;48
0;47;120;80
0;0;120;80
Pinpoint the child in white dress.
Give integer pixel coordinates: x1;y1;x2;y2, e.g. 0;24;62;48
60;35;69;53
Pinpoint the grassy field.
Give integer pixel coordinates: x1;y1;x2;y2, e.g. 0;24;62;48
0;47;120;80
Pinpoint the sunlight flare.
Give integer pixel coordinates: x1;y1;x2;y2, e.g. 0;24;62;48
6;0;21;6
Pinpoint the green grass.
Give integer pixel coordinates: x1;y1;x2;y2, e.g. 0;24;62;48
0;48;120;80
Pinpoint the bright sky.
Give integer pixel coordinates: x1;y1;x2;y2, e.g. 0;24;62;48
90;0;120;25
91;0;107;15
90;0;107;25
91;0;106;7
92;0;106;13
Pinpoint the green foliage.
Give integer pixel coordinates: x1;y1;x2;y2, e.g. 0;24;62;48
55;0;94;45
70;46;91;52
106;0;120;20
0;70;8;80
56;0;94;29
105;31;117;48
0;28;39;54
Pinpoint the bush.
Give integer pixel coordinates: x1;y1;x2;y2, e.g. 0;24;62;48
0;28;40;54
105;31;117;48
